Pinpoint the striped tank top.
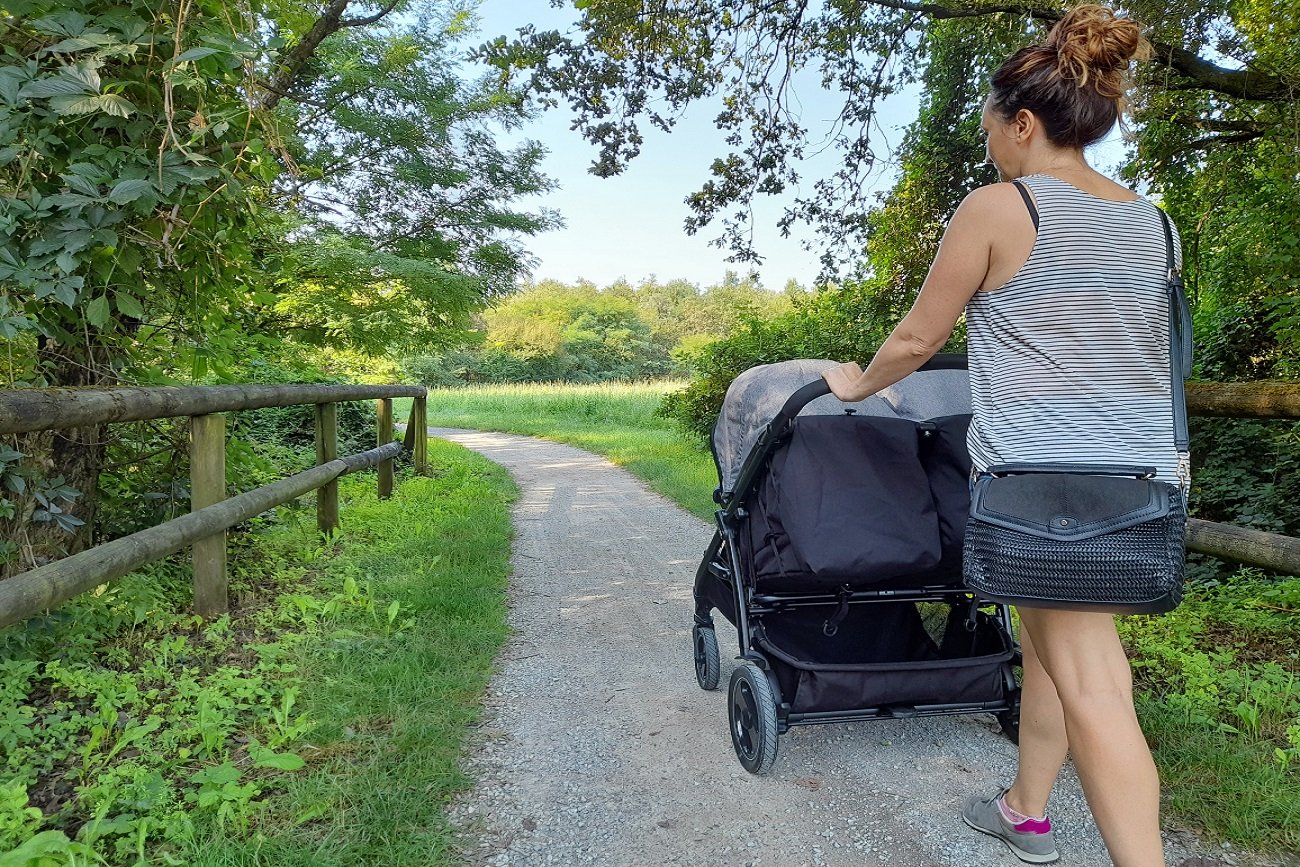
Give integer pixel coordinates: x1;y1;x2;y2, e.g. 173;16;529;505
965;173;1183;481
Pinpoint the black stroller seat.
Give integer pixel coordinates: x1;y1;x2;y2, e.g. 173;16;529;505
692;356;1021;774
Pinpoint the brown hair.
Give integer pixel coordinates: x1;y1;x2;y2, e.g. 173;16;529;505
989;5;1150;148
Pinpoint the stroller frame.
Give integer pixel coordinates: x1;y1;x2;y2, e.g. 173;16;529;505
692;356;1022;772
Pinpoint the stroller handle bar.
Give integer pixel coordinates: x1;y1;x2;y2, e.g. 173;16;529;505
769;352;969;433
717;353;968;507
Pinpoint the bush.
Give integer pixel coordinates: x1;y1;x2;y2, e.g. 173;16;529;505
659;281;930;438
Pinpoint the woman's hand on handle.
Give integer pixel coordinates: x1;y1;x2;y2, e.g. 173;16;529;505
822;362;868;402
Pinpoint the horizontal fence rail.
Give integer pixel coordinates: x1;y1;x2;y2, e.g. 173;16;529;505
1185;381;1300;419
1183;380;1299;576
0;383;429;629
0;383;427;435
0;443;402;630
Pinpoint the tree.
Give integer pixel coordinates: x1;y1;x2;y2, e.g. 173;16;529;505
0;0;555;564
478;0;1298;275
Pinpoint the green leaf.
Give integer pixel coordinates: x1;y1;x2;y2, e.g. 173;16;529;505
42;34;115;54
62;62;101;93
114;292;144;319
97;93;136;117
175;47;221;62
0;67;27;105
108;178;154;205
85;294;110;327
61;173;100;197
48;94;104;115
0;830;78;866
45;192;98;209
17;75;90;99
252;750;305;771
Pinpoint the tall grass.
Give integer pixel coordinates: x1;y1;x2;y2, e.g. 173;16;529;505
404;381;718;519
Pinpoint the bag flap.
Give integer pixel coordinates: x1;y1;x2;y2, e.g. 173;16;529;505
970;473;1171;541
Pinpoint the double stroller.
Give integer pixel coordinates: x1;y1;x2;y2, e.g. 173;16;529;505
692;356;1021;773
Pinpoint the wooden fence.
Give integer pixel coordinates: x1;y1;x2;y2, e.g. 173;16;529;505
0;384;428;629
1182;382;1300;576
0;379;1296;631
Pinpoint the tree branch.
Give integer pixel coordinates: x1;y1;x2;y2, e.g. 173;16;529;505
1166;130;1266;156
855;0;1292;101
341;0;401;28
260;1;402;111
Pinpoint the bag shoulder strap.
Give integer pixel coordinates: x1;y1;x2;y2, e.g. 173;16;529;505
1157;209;1192;462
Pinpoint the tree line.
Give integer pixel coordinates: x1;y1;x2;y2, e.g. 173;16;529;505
401;273;804;385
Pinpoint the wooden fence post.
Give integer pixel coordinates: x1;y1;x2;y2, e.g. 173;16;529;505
190;413;227;617
315;402;338;533
414;396;428;475
377;398;393;499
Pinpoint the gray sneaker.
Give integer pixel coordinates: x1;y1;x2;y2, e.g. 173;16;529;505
961;790;1060;864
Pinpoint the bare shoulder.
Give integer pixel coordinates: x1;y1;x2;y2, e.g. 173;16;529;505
947;183;1031;238
957;182;1028;218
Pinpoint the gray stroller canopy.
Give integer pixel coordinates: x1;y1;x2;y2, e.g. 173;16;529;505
712;358;971;495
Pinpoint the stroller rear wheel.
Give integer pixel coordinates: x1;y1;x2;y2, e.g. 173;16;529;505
729;661;780;774
693;625;721;690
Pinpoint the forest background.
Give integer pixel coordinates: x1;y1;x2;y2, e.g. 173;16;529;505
0;0;1298;863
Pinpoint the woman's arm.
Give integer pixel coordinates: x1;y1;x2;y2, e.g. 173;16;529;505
822;183;1012;402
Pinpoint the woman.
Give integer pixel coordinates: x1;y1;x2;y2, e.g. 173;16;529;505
822;6;1177;867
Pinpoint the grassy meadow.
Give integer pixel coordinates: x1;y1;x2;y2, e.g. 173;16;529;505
399;381;719;520
408;380;1299;858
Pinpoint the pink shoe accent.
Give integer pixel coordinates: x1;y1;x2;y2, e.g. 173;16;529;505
998;795;1053;834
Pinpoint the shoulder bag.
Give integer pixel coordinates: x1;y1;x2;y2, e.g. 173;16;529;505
962;207;1192;614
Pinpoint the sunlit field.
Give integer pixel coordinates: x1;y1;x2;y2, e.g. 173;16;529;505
398;381;718;520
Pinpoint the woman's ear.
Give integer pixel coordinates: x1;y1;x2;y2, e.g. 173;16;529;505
1013;108;1037;143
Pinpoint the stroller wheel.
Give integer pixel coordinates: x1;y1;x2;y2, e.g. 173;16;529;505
997;697;1021;744
692;625;721;690
728;661;780;774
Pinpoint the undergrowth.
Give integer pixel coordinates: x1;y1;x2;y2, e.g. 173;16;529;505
0;440;515;865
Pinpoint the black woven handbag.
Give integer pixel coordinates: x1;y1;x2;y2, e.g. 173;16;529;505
962;209;1192;614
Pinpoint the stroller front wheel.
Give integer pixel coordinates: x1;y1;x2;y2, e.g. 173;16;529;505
728;661;780;774
693;625;721;690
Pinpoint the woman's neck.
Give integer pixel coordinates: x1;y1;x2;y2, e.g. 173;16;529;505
1019;148;1092;180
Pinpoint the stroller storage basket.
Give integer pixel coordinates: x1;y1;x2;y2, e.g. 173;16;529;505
757;602;1014;716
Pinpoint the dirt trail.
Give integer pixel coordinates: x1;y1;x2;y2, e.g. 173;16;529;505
435;428;1217;867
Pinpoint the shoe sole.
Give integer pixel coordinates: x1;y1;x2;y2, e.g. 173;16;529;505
961;814;1061;864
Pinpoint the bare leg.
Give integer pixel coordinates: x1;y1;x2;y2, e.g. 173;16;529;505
1016;607;1165;867
1004;617;1068;818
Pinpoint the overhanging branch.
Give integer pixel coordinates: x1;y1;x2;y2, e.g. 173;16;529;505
856;0;1291;101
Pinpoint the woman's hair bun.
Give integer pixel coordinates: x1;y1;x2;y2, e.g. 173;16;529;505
1045;4;1148;95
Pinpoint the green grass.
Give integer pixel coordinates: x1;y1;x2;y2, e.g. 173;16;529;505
184;440;515;866
405;381;718;520
405;380;1300;860
0;440;515;867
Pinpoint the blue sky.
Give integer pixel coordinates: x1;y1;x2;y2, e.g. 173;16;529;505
469;2;1127;290
470;1;919;290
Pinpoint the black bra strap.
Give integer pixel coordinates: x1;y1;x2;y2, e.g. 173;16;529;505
1011;179;1039;230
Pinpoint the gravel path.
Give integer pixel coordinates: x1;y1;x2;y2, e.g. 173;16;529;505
435;428;1225;867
